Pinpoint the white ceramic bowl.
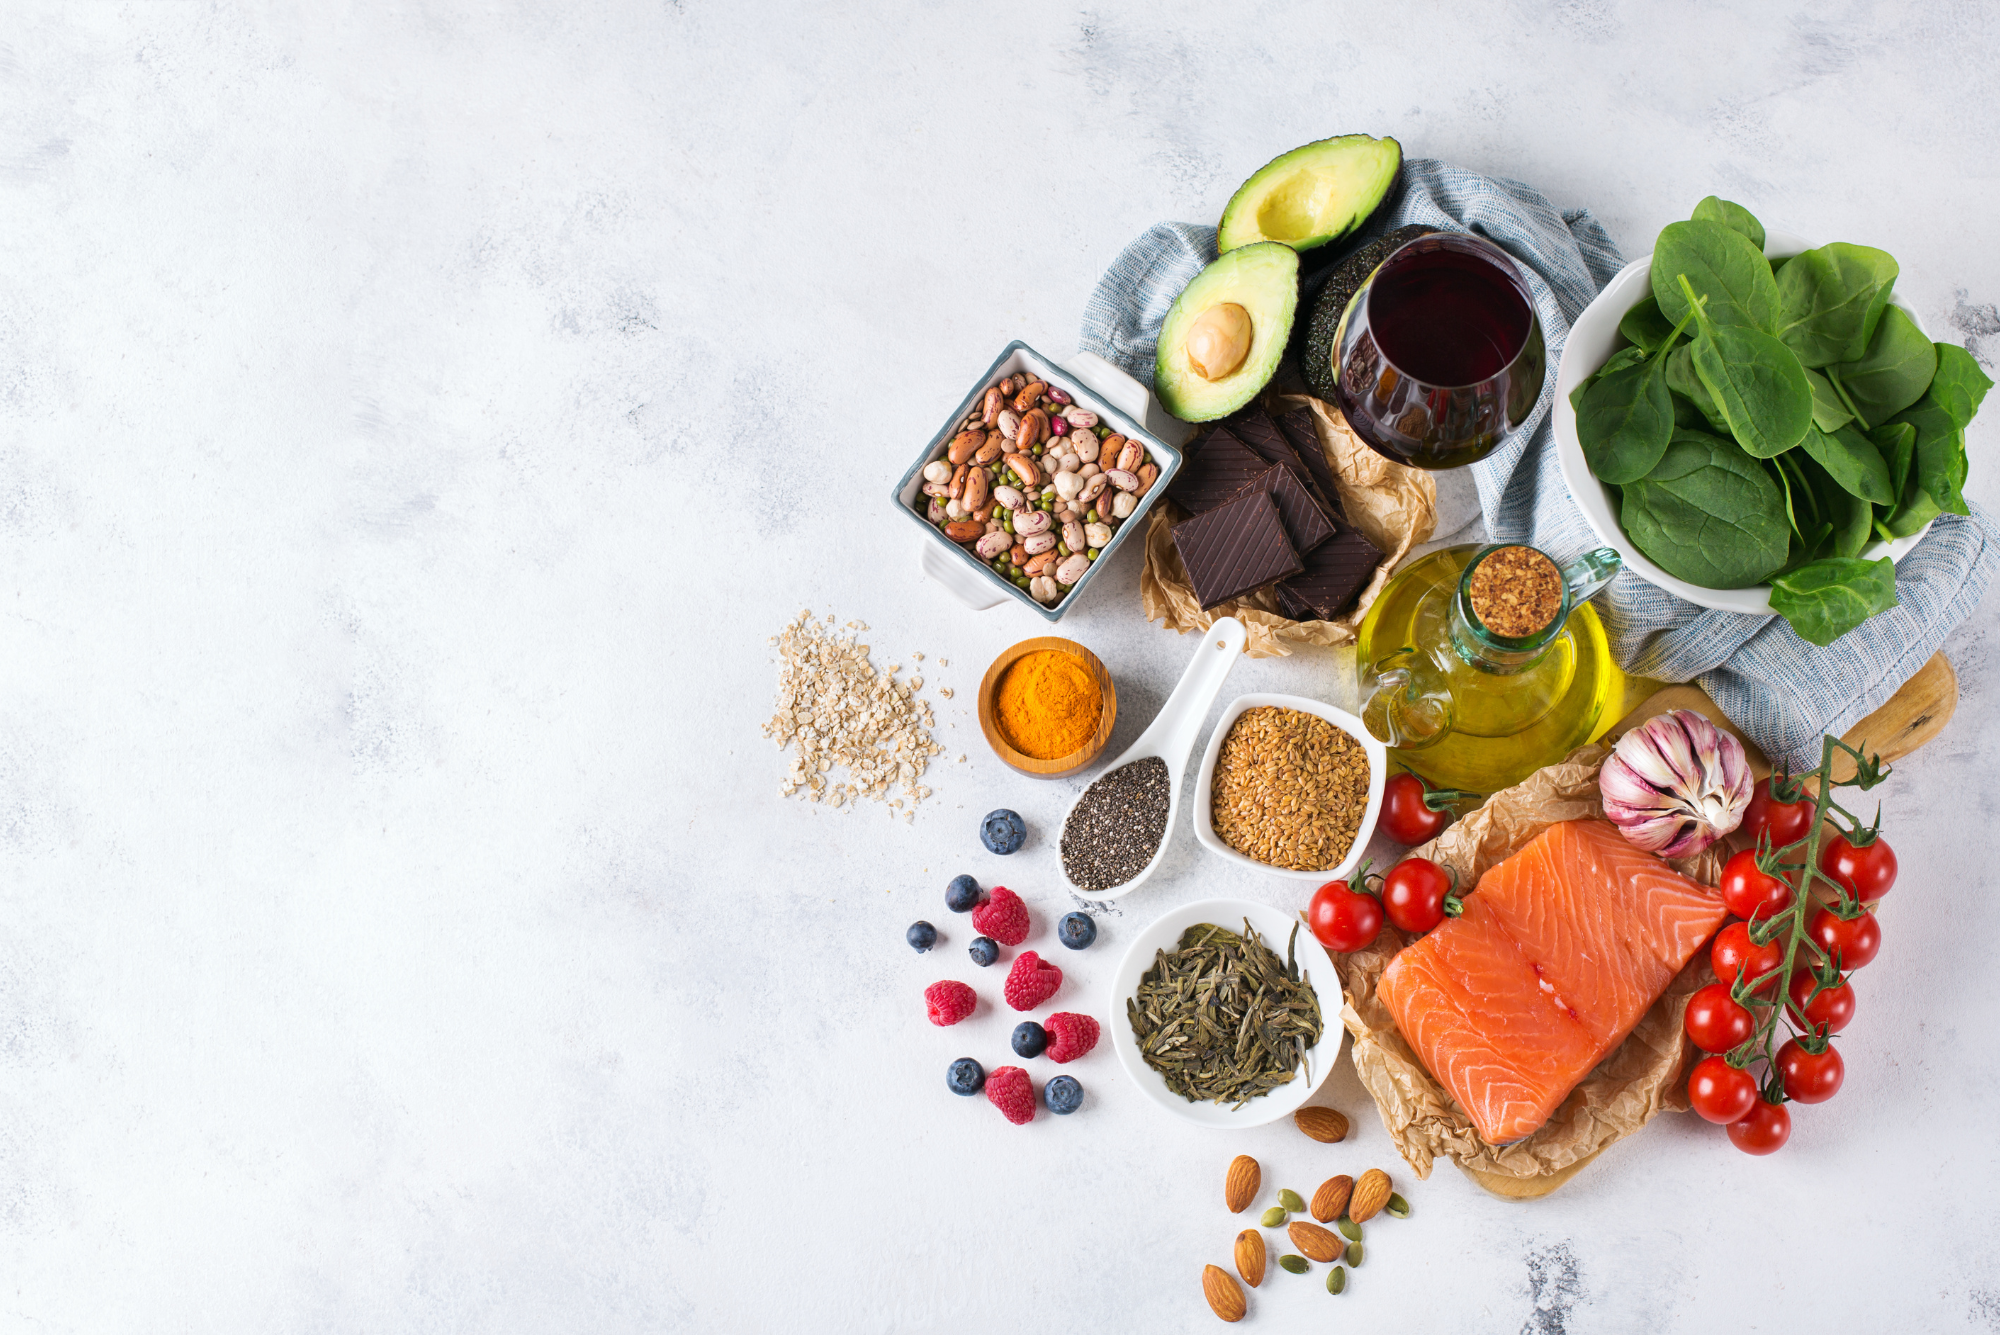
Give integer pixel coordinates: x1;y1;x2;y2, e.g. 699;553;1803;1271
1190;693;1385;883
1554;229;1933;615
1108;897;1341;1127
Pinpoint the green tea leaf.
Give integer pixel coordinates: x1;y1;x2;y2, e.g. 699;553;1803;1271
1803;368;1853;432
1798;423;1893;505
1618;297;1677;353
1620;430;1790;588
1691;196;1766;250
1688;322;1813;459
1830;306;1936;428
1928;343;1994;429
1653;220;1781;333
1773;243;1898;367
1769;556;1899;646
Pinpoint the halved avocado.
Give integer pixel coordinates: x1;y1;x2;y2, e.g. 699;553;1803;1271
1155;242;1298;423
1217;134;1404;255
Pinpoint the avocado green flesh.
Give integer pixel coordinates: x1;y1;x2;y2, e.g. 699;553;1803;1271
1218;134;1404;254
1154;242;1299;424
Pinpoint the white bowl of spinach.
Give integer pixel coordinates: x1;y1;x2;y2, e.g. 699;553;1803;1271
1554;197;1992;644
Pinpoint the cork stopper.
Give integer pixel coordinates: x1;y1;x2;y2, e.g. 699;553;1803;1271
1468;546;1563;637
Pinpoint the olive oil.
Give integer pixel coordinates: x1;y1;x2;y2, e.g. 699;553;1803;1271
1356;545;1627;793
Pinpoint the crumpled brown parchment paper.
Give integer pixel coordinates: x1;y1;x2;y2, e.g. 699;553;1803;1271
1334;741;1729;1181
1140;395;1437;657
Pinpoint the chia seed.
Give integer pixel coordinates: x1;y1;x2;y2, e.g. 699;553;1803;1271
1061;756;1170;893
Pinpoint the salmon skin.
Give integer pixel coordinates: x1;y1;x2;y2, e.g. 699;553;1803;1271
1377;818;1726;1145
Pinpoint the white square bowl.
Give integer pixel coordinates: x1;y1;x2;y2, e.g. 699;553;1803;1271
1108;897;1341;1127
1190;693;1386;883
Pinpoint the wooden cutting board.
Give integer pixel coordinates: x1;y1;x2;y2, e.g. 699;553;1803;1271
1459;652;1958;1202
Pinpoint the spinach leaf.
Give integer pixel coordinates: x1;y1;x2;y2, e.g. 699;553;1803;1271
1569;346;1647;414
1928;342;1994;428
1799;448;1874;559
1768;556;1899;646
1653;221;1781;333
1665;346;1729;432
1893;394;1972;516
1872;420;1916;500
1772;243;1898;367
1618;297;1677;353
1578;308;1691;484
1682;276;1812;459
1691;196;1766;250
1620;430;1791;588
1882;481;1941;539
1803;368;1853;432
1829;306;1935;428
1774;451;1818;541
1798;423;1893;504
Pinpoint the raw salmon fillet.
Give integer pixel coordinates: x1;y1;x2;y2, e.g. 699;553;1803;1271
1377;818;1726;1144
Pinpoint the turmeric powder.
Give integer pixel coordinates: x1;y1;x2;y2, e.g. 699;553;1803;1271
994;650;1102;760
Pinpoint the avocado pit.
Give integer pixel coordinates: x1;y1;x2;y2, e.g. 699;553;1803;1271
1186;303;1253;381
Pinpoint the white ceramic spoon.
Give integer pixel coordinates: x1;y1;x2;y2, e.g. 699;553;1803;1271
1063;616;1247;901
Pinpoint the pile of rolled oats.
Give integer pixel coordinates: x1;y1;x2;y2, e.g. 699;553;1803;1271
763;610;942;819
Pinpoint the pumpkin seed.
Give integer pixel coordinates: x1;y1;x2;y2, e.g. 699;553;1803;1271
1277;1188;1306;1213
1345;1241;1363;1266
1386;1192;1411;1219
1326;1265;1346;1295
1337;1217;1362;1242
1260;1207;1287;1228
1278;1254;1309;1275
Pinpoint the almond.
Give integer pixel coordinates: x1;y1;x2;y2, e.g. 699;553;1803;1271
1310;1174;1353;1223
1234;1229;1265;1288
1224;1154;1260;1214
1349;1168;1393;1223
1202;1263;1246;1322
1288;1220;1343;1263
1293;1106;1350;1144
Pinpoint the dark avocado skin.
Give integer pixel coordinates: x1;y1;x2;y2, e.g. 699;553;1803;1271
1297;222;1437;403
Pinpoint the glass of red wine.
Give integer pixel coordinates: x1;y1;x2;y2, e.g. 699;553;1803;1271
1330;232;1545;470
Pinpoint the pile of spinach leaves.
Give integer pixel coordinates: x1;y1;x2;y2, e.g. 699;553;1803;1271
1572;196;1992;646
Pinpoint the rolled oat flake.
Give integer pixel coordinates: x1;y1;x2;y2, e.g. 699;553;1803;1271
1061;756;1169;892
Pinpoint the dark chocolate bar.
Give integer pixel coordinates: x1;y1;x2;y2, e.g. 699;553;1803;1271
1226;410;1320;497
1278;526;1383;621
1273;580;1316;622
1171;488;1303;610
1164;426;1270;514
1275;405;1347;519
1225;464;1336;555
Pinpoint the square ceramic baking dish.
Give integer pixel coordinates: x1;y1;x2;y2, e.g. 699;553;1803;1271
892;343;1183;622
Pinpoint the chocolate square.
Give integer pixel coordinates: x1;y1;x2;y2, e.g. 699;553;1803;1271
1279;526;1384;621
1171;488;1303;610
1165;426;1269;515
1275;406;1347;519
1226;464;1337;555
1273;580;1317;621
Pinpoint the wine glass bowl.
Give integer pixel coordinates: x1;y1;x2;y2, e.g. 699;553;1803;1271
1331;232;1545;470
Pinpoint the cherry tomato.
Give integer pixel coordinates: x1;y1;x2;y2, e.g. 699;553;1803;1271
1688;1054;1759;1124
1719;848;1793;922
1740;777;1815;847
1307;871;1383;954
1808;905;1881;971
1777;1039;1845;1104
1727;1097;1792;1155
1711;919;1786;992
1380;857;1461;934
1379;772;1475;846
1787;968;1856;1034
1684;983;1753;1053
1820;832;1897;902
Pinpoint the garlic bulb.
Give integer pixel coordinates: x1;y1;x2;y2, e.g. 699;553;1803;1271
1599;709;1752;857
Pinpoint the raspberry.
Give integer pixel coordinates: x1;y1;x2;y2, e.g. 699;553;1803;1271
972;886;1030;946
1044;1011;1099;1063
924;980;976;1026
985;1065;1036;1124
1003;951;1063;1011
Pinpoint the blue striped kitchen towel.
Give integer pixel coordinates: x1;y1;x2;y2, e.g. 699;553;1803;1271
1080;158;1999;774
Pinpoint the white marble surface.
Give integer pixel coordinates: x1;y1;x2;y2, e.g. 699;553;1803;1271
3;4;1998;1331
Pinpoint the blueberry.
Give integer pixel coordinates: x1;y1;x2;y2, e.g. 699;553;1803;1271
907;920;937;953
968;936;999;967
946;874;983;913
946;1057;986;1097
1057;911;1098;950
1044;1074;1083;1114
980;809;1026;855
1012;1021;1047;1059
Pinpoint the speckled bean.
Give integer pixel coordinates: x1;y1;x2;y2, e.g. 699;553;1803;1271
1012;509;1052;536
1105;468;1139;492
1055;552;1090;586
976;530;1011;559
1022;531;1057;555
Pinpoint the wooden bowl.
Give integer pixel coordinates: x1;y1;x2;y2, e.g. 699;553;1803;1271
977;638;1117;778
